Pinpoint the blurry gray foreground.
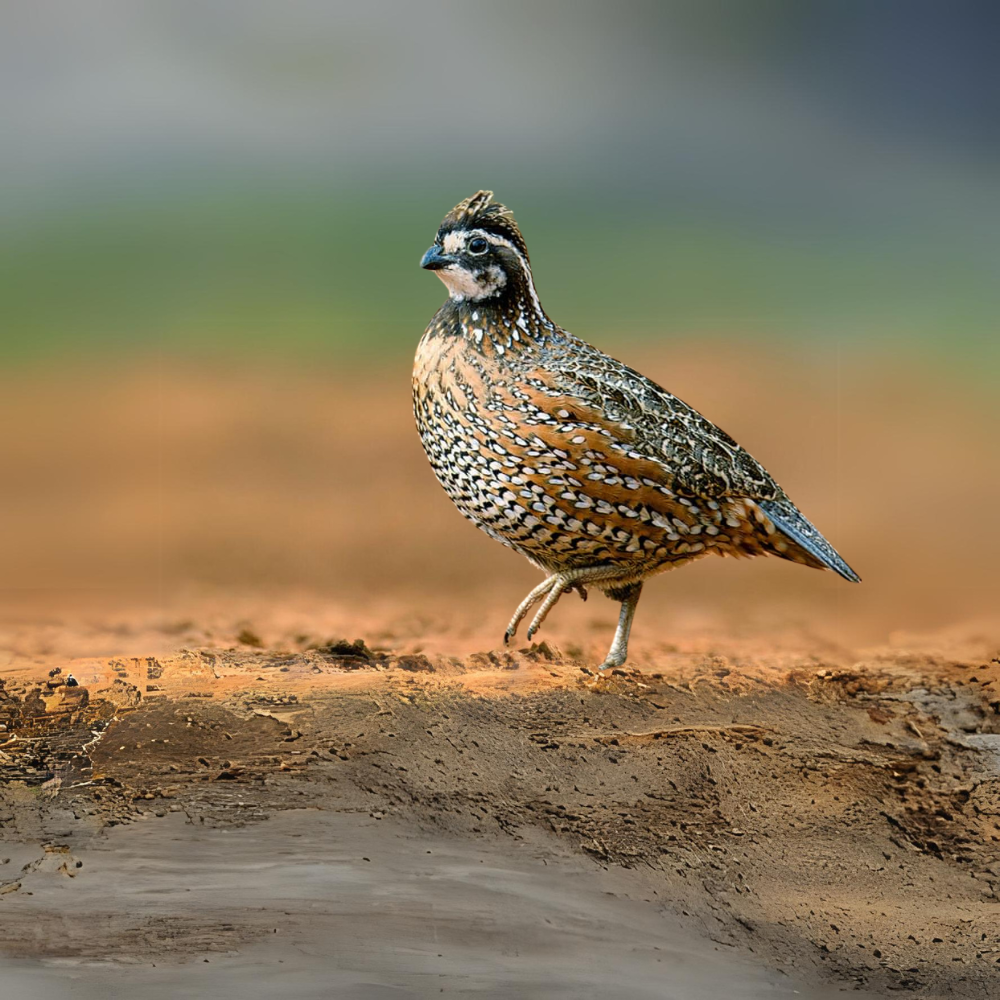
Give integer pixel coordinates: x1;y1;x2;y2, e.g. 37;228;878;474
0;809;865;1000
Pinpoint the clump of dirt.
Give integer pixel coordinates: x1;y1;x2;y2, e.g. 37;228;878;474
0;673;106;785
312;637;375;658
0;636;998;996
236;627;264;648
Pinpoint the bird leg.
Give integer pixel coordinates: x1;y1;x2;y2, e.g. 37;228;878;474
503;576;557;645
504;568;615;646
525;576;575;640
599;582;643;670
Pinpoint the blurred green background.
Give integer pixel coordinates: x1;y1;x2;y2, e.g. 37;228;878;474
3;0;997;370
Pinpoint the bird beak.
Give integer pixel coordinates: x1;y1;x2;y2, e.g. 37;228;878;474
420;245;455;270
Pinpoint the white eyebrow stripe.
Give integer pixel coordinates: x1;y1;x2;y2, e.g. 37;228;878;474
470;230;543;316
442;231;465;254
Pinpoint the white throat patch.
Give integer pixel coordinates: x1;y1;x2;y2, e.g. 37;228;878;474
436;264;507;301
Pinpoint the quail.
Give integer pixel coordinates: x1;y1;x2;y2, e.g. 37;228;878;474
413;191;859;670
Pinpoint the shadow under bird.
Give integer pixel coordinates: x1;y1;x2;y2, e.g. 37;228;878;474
413;191;859;669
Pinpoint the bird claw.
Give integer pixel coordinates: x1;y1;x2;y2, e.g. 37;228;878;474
598;652;626;671
505;574;594;650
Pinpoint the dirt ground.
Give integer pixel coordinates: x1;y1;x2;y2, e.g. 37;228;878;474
1;353;998;996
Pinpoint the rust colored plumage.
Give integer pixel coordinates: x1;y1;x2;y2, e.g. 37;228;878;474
413;191;859;668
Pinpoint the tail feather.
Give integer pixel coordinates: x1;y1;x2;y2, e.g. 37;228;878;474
758;499;860;583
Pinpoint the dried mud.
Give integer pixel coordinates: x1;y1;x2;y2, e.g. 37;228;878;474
0;631;998;997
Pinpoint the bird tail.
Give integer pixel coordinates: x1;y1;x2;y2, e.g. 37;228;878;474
758;499;860;583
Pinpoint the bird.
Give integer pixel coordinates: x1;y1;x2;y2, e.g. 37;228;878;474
413;191;859;670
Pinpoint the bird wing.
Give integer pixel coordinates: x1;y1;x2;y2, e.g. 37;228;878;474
539;337;785;502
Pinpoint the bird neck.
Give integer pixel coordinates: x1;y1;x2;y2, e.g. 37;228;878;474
444;271;555;354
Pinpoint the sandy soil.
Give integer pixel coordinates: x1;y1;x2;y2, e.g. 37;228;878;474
1;356;998;996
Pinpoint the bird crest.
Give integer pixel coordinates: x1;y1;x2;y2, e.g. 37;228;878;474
440;190;530;262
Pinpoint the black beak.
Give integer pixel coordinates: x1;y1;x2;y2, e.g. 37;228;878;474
420;245;454;270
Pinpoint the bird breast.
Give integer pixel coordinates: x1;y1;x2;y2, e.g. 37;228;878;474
412;326;765;574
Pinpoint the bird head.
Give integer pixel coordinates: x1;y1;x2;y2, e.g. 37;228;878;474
420;190;533;302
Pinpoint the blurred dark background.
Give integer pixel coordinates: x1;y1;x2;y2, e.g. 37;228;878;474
2;1;997;657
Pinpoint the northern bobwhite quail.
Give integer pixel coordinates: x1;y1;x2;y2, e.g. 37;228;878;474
413;191;859;669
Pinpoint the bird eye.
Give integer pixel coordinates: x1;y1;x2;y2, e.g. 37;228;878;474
468;237;489;255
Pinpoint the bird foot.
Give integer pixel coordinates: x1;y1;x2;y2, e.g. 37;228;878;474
597;656;626;672
504;571;607;648
526;579;577;640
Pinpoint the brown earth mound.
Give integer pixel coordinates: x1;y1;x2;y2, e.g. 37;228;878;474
0;624;998;996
